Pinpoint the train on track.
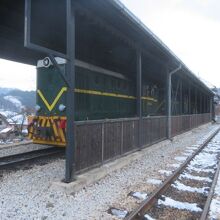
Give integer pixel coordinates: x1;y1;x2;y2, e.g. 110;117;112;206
28;57;162;146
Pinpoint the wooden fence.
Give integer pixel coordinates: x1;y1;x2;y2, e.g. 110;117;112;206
74;113;211;173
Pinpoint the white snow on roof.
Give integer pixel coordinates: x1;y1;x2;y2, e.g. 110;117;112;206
8;114;28;125
4;96;24;110
0;110;28;125
0;110;17;118
158;196;202;212
0;127;13;134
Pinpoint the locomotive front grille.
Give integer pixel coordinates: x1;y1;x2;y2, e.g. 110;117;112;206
28;116;66;146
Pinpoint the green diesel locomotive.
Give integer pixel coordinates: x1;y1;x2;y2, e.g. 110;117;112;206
28;57;161;146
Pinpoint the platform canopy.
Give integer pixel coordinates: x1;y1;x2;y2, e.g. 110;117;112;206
0;0;213;92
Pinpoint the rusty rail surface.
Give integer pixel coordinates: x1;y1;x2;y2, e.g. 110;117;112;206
125;127;220;220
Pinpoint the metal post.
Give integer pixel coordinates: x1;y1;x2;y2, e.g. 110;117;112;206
65;0;76;183
180;80;183;115
211;95;215;121
167;71;172;139
137;49;142;148
188;83;191;114
166;65;182;139
195;87;197;114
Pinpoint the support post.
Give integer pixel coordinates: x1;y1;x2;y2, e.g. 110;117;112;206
137;49;142;148
166;65;182;139
180;80;183;115
167;71;172;139
65;0;76;183
211;95;215;121
188;83;191;114
195;88;197;114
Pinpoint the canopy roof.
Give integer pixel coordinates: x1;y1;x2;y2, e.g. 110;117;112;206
0;0;213;94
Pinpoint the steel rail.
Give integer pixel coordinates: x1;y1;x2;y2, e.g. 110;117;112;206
125;128;220;220
200;159;220;220
0;147;64;169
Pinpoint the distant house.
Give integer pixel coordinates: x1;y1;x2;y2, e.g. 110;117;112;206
0;113;9;131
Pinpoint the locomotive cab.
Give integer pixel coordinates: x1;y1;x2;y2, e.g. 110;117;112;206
28;57;67;146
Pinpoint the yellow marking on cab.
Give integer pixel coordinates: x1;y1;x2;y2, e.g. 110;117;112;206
37;87;67;112
38;87;158;111
74;88;136;99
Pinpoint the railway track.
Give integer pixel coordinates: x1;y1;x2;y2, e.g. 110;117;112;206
109;128;220;220
0;147;64;169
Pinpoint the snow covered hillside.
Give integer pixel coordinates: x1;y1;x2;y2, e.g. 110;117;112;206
0;87;35;113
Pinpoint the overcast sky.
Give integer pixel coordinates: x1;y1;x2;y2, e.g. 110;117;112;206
0;0;219;91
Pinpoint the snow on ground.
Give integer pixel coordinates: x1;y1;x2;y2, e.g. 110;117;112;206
146;179;162;185
158;196;202;212
3;96;24;111
0;124;219;220
209;156;220;219
130;192;148;200
158;170;173;176
170;163;181;168
175;156;187;162
109;208;128;219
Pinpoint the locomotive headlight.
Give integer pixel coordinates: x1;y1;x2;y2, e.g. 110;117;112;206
43;57;51;68
59;104;66;112
35;105;41;112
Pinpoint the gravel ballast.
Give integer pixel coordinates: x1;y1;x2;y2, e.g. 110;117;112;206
0;123;219;220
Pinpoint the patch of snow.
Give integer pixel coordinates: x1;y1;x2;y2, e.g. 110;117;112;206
186;146;198;150
4;96;24;110
109;208;128;219
185;149;195;153
158;196;202;212
175;156;187;162
158;170;172;176
147;179;162;185
172;180;209;195
214;178;220;196
179;172;212;182
144;214;156;220
130;192;148;200
190;151;219;170
182;152;192;157
170;163;181;168
209;199;220;219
